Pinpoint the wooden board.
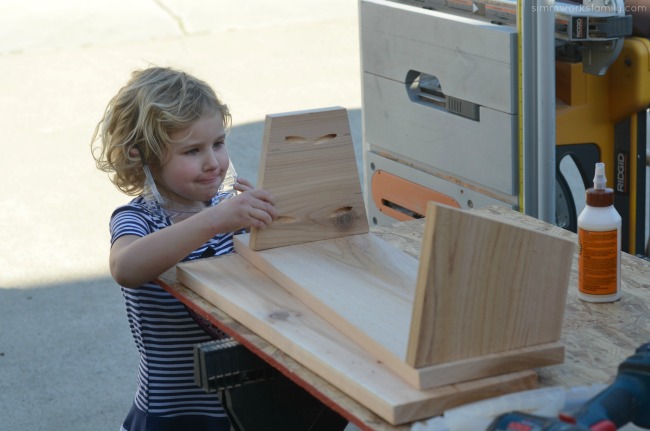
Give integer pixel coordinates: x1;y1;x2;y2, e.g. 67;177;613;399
239;231;416;361
248;107;368;250
164;204;650;429
176;254;538;425
408;202;577;367
368;205;650;389
234;230;565;389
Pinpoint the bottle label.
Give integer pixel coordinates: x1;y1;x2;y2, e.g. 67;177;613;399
578;228;618;295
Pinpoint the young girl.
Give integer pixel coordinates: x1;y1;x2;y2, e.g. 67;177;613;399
91;66;277;431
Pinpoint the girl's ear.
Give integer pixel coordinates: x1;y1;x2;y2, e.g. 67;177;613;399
130;146;150;164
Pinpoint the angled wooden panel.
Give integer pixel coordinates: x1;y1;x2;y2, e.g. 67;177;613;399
234;231;565;389
248;106;368;251
236;232;417;362
176;254;538;425
407;203;576;367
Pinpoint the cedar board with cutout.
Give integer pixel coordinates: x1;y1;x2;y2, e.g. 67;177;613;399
248;107;368;251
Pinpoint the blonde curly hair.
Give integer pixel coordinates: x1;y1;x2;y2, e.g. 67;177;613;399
91;66;231;196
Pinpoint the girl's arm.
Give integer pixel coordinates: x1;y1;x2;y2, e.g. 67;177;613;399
110;187;277;288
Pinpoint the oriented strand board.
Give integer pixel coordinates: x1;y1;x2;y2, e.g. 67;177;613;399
248;107;368;251
176;254;538;425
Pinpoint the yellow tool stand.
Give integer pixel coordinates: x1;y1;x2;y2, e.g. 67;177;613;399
556;37;650;254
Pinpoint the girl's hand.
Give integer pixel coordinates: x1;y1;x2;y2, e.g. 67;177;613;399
232;177;255;193
210;187;278;232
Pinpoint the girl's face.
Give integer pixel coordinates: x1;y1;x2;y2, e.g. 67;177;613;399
155;112;229;208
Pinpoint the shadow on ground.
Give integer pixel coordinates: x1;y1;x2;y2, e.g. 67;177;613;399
0;277;137;430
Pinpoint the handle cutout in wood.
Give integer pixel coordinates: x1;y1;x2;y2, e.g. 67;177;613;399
249;107;368;251
276;215;299;224
285;134;337;145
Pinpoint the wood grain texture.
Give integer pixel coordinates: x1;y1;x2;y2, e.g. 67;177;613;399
234;230;564;389
249;107;368;250
373;205;650;389
412;342;564;389
162;205;650;429
176;254;538;425
236;231;416;362
408;203;576;367
157;272;400;431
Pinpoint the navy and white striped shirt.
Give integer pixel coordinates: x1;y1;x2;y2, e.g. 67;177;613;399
110;195;234;421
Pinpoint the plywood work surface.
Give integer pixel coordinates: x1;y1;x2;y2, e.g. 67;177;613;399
176;253;538;425
249;107;368;250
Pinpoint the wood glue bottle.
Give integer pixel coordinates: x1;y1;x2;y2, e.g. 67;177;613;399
577;162;621;302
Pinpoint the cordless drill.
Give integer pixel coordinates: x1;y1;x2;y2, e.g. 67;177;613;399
488;342;650;431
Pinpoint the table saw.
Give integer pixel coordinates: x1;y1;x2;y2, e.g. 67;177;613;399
360;0;650;256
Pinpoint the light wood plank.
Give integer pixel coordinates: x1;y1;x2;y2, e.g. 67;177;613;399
236;232;416;362
249;106;368;250
176;254;538;425
234;231;566;390
165;204;650;428
407;203;576;367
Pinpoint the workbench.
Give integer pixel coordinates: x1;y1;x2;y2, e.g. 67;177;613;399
157;205;650;431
